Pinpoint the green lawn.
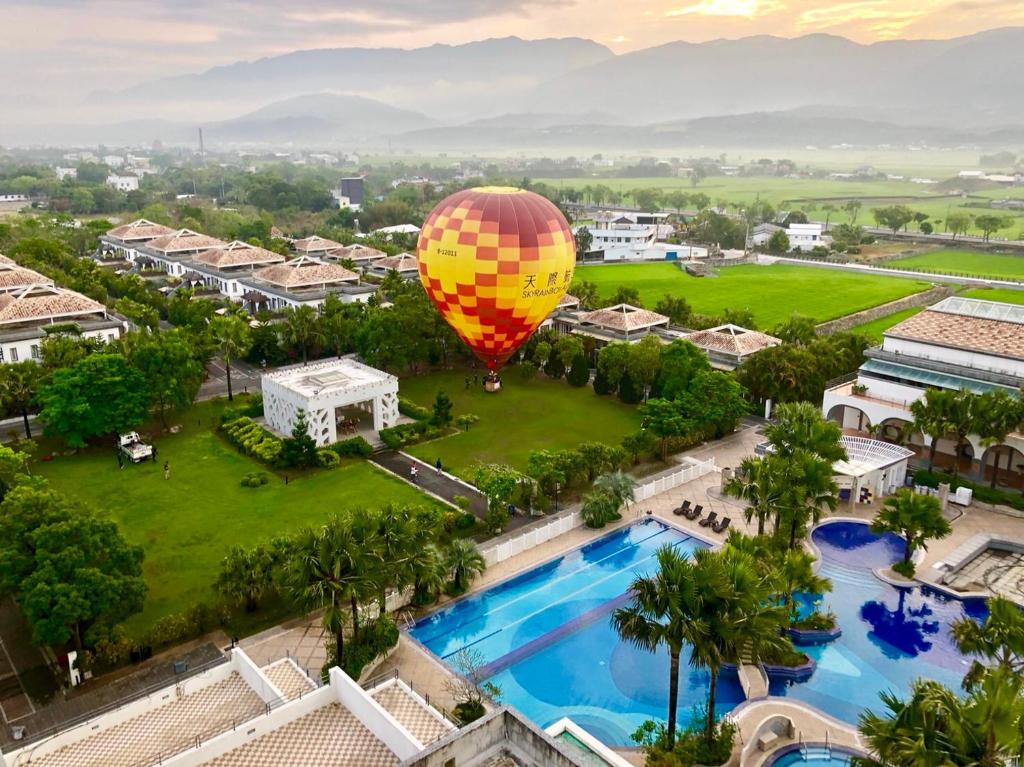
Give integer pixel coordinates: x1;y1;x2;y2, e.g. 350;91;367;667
849;308;924;343
34;399;439;633
401;366;642;478
576;263;931;328
960;288;1024;304
889;250;1024;281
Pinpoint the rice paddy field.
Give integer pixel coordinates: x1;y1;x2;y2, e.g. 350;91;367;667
961;288;1024;304
576;262;931;328
849;307;924;343
887;249;1024;281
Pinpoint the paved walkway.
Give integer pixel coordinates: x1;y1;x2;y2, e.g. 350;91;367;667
370;450;490;517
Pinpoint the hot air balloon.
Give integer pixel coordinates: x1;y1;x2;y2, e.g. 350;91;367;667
417;186;576;391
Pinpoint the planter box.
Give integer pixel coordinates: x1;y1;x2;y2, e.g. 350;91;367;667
787;624;842;646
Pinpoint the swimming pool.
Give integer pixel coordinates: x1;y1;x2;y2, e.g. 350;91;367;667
411;518;986;745
769;744;864;767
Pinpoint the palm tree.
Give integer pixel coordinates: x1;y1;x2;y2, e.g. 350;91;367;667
580;490;619;528
951;596;1024;691
855;669;1024;767
765;402;847;462
910;389;953;473
777;450;840;549
282;305;322;364
0;361;42;438
208;315;251;402
612;545;696;747
375;504;439;612
593;470;636;513
286;514;380;664
446;539;486;593
412;544;449;604
975;389;1022;488
216;544;276;612
723;454;783;536
870;489;951;571
945;389;980;481
778;547;831;623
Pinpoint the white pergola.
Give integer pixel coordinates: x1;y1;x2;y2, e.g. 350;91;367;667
833;436;915;505
261;358;399;446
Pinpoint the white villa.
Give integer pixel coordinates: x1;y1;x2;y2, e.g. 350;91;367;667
139;229;229;276
555;304;670;345
100;219;176;262
823;296;1024;482
685;324;782;370
322;243;388;269
189;241;287;300
752;222;830;252
365;253;420;280
261;358;399;446
240;257;372;312
292;235;344;256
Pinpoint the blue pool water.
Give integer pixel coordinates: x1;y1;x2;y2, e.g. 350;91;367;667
770;746;862;767
411;519;987;745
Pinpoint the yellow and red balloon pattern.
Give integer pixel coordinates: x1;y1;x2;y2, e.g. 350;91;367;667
416;186;576;371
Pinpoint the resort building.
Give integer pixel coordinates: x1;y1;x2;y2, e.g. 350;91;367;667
0;285;124;364
555;304;670;345
684;324;782;370
583;216;657;261
0;262;54;293
292;235;344;256
751;222;830;252
261;357;400;446
239;256;373;311
138;229;229;277
370;224;421;240
100;219;176;262
364;253;420;280
188;241;286;300
322;244;388;269
822;296;1024;482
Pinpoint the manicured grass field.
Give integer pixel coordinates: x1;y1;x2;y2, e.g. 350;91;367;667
889;250;1024;280
34;399;439;633
576;263;931;328
961;288;1024;304
849;308;923;343
401;366;642;478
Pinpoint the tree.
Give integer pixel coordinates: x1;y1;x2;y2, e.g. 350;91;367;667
776;450;840;549
944;389;980;481
910;389;955;473
455;413;480;431
216;544;278;612
282;305;322;364
608;285;642;307
617;369;642;404
723;454;784;536
593;470;636;511
844;199;862;224
765;401;846;462
652;340;709;400
596;342;631;391
0;361;42;438
628;336;663;401
946;212;973;240
678;370;749;439
569;280;600;310
872;205;915;234
580;490;620;528
622;429;656;465
951;595;1024;691
543;348;566;379
654;295;692;325
473;463;523;516
574;226;593;256
976;389;1022;488
446;538;486;593
431;390;454;427
128;330;204;429
767;229;790;254
639;398;689;460
975;214;1013;242
37;354;149;448
208;315;251;402
592;365;613;395
567;352;590;387
772;314;818;346
821;203;837;230
870;489;951;574
280;409;319;468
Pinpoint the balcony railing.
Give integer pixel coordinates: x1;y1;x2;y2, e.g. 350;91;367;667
865;347;1023;388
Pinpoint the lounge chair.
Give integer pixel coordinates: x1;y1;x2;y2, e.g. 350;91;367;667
699;511;718;528
688;504;704;520
672;500;691;516
713;516;731;534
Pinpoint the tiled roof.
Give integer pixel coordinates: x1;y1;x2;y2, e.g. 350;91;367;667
0;254;16;265
887;309;1024;359
261;660;316;702
146;229;227;254
373;254;419;272
577;304;668;332
292;235;344;253
324;244;387;262
253;256;358;288
685;324;781;356
0;263;53;290
0;286;107;325
370;684;453;745
106;218;175;242
557;293;580;309
202;703;397;767
193;241;286;269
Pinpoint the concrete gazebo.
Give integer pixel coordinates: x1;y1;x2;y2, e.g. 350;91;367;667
261;358;399;446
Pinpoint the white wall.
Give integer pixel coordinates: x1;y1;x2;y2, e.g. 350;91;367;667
231;649;284;705
330;668;423;760
0;326;119;366
883;336;1024;378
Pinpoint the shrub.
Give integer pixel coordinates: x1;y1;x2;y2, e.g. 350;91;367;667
452;495;470;511
592;365;613;395
455;511;476;530
617;370;642;404
912;468;1024;511
221;416;284;466
892;559;916;578
317;449;340;468
791;610;836;631
379;422;443;450
330;436;373;458
341;617;399;680
567;352;590;387
240;470;269;488
398;397;432;421
453;700;485;724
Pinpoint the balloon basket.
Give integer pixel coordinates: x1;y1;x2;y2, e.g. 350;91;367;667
484;372;501;393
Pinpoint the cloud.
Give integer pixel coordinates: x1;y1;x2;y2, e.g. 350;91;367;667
666;0;785;17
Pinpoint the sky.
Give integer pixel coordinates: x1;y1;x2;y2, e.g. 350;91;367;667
1;0;1022;115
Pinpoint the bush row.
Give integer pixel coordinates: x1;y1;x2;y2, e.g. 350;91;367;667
379;420;445;450
912;468;1024;511
398;397;432;421
90;602;230;670
222;416;283;465
328;436;374;458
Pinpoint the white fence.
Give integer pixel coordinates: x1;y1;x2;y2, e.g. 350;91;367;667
635;457;717;501
479;456;717;567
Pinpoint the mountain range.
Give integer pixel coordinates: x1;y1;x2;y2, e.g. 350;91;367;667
6;30;1024;150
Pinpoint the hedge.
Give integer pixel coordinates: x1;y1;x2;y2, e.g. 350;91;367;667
398;397;432;421
379;420;445;450
912;469;1024;511
329;436;373;458
222;416;283;466
317;449;340;469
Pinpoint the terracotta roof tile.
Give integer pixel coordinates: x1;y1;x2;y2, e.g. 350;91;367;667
323;244;387;263
193;241;286;269
252;256;358;288
887;309;1024;359
106;218;175;242
577;303;668;332
373;254;419;272
0;263;52;290
0;254;16;266
292;235;344;253
0;286;107;325
145;229;227;254
685;324;781;356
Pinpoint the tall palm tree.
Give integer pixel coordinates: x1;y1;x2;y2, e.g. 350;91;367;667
910;389;954;473
945;389;980;481
208;315;251;402
975;389;1022;488
613;545;697;747
856;669;1024;767
870;489;951;570
777;450;840;549
951;596;1024;691
778;547;831;623
0;361;42;438
765;402;847;462
723;454;784;536
446;539;486;593
282;305;322;364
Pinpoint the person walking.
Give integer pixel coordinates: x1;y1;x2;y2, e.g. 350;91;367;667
410;465;418;484
163;461;170;480
151;445;158;463
435;457;442;473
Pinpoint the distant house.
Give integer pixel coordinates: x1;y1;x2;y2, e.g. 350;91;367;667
106;173;139;192
683;324;782;370
0;285;124;364
55;167;77;181
100;218;176;262
369;223;421;240
751;223;783;247
322;243;388;269
291;235;344;256
364;253;420;280
786;223;830;251
189;241;287;300
555;303;670;346
239;256;373;311
138;229;228;276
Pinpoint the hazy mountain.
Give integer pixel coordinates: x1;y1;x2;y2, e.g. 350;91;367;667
520;28;1024;127
91;37;614;123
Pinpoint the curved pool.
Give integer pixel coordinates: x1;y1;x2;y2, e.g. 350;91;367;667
769;744;865;767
